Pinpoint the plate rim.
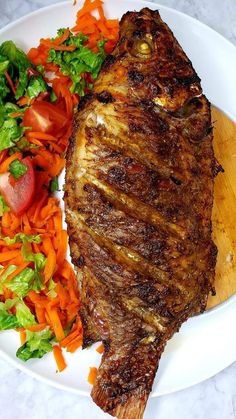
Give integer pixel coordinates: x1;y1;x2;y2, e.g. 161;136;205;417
0;0;236;398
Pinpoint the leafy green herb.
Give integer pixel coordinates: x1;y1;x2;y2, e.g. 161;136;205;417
50;176;59;193
0;56;9;74
0;193;9;216
0;298;19;330
0;75;10;101
31;253;46;292
50;90;57;102
6;267;35;297
21;239;46;292
47;29;106;96
15;300;36;328
0;311;19;330
0;41;31;100
3;232;41;246
16;327;53;361
2;235;46;293
35;65;45;75
9;159;28;179
0;265;17;284
0;298;18;311
0;265;16;295
0;41;31;69
47;278;57;298
26;75;47;99
9;136;38;153
0;118;23;151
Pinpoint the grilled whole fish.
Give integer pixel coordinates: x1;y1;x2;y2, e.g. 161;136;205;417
65;8;217;419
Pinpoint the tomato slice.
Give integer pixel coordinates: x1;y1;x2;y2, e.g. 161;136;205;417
0;157;35;215
22;101;69;136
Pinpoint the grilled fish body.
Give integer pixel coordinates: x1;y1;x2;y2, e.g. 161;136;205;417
65;8;217;419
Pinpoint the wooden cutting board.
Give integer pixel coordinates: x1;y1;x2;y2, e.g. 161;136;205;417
207;107;236;309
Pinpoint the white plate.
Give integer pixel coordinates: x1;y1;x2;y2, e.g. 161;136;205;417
0;0;236;399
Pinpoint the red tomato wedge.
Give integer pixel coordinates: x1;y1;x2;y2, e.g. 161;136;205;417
0;157;35;215
22;101;69;135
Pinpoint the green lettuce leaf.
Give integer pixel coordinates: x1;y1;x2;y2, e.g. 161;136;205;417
16;327;53;361
0;41;31;100
26;75;47;99
0;298;19;330
0;118;23;151
21;240;46;292
0;265;17;287
0;311;19;330
6;267;34;297
15;300;36;328
3;232;41;245
46;278;57;298
0;74;10;101
0;298;35;330
0;55;9;75
9;158;28;179
0;41;30;69
15;68;28;100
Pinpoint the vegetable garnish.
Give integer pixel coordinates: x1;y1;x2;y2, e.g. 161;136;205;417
87;367;98;385
0;0;118;369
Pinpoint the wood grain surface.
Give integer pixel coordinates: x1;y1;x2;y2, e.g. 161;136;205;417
207;107;236;309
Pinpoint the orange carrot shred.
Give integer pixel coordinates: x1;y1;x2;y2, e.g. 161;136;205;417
0;250;20;263
88;367;98;385
96;343;104;354
47;307;65;341
27;323;47;332
4;71;16;95
19;330;26;345
53;345;67;372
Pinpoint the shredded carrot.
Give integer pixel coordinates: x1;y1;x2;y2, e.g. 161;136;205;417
27;132;58;142
35;307;47;324
46;307;65;341
0;150;8;165
19;330;26;345
96;343;104;354
53;345;67;372
60;329;79;348
27;323;47;332
9;112;24;118
54;28;70;45
53;45;76;52
17;96;30;106
44;249;57;282
4;71;16;95
0;250;21;263
87;367;98;385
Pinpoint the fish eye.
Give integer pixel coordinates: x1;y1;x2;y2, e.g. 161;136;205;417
131;39;152;57
138;41;151;54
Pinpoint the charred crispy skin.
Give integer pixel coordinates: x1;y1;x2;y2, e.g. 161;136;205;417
65;8;217;419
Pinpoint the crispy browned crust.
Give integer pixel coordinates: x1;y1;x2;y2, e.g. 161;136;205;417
64;8;217;419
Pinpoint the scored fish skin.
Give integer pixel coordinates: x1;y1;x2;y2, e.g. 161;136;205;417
65;8;217;419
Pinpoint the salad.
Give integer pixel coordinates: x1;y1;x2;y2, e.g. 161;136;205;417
0;0;118;374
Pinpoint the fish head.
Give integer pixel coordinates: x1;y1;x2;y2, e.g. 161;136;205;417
99;8;202;112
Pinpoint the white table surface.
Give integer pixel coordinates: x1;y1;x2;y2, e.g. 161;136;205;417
0;1;236;418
